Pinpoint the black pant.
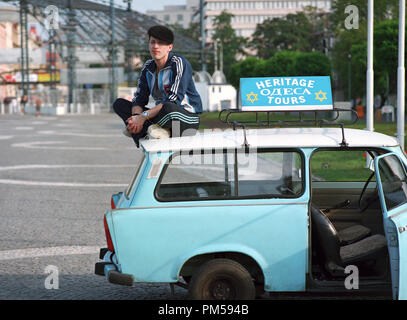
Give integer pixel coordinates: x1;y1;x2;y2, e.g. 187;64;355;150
113;98;200;147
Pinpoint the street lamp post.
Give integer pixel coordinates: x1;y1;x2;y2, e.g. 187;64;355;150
123;0;135;87
366;0;374;132
109;0;118;111
348;53;352;102
19;0;30;99
397;0;405;151
66;0;77;113
200;0;207;72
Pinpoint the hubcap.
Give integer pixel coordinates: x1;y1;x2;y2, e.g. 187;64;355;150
210;280;235;300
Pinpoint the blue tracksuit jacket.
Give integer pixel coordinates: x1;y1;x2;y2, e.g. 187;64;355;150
132;52;203;114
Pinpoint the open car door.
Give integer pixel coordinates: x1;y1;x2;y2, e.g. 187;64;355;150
375;153;407;300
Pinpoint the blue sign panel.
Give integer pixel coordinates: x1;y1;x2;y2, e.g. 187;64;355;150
240;76;333;111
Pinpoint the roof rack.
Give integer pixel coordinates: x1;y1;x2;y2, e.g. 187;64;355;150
218;108;359;148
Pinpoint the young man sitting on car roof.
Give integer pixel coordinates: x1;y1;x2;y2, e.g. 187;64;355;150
113;25;202;147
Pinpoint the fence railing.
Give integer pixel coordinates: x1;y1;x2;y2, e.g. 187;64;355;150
72;88;111;114
0;88;113;115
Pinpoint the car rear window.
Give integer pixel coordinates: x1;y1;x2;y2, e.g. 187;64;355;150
155;149;304;201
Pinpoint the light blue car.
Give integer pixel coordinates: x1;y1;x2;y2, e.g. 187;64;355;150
95;125;407;300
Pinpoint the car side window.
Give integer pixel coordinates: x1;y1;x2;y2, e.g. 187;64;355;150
311;150;375;182
156;151;236;200
155;149;304;201
238;151;303;197
378;154;407;211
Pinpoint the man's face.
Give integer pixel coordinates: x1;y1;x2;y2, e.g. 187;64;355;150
149;36;173;62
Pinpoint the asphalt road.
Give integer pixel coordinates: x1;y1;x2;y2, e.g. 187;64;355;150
0;113;187;300
0;113;391;302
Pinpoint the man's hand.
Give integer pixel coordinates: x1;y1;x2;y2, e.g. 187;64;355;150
125;104;162;134
126;115;146;134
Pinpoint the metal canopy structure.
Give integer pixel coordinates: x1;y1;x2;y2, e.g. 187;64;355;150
2;0;201;110
4;0;200;50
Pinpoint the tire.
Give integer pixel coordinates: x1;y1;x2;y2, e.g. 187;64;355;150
188;258;256;300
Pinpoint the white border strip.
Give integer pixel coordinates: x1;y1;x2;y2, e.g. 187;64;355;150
241;105;333;111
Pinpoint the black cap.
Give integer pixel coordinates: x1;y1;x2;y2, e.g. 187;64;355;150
148;25;174;45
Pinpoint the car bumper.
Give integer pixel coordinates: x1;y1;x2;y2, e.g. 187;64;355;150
94;248;134;286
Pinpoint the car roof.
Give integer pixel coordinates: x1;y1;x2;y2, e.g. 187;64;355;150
140;127;399;153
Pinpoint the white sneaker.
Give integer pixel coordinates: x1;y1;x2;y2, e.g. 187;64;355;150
147;124;170;139
122;128;132;138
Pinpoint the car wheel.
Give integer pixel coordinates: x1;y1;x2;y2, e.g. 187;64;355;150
188;258;256;300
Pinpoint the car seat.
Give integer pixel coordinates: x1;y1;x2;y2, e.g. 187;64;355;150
311;206;387;277
313;203;372;245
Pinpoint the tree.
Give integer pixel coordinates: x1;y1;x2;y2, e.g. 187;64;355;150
374;19;402;103
262;51;299;77
330;0;400;100
170;21;201;41
228;51;332;89
331;0;398;33
169;22;201;71
228;57;259;89
302;6;333;52
333;18;403;101
294;52;332;77
348;42;367;101
250;8;331;59
250;14;312;59
211;11;246;78
374;21;398;77
250;51;299;78
331;25;365;99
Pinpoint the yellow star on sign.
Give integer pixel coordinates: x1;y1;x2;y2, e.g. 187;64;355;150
246;92;258;103
315;90;328;102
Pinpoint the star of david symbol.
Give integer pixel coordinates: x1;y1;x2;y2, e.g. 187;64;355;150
246;92;258;103
315;90;328;102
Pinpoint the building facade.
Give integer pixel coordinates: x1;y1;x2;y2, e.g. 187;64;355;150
0;3;51;111
145;0;331;43
146;0;199;29
204;0;331;41
0;22;20;98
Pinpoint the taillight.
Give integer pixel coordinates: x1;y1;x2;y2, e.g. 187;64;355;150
111;196;115;209
104;215;115;252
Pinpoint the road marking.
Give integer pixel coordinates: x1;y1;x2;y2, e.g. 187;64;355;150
54;123;72;127
0;179;127;187
37;130;121;137
0;135;12;140
0;246;101;261
15;127;33;130
0;164;132;187
0;164;134;171
11;140;133;150
31;121;47;125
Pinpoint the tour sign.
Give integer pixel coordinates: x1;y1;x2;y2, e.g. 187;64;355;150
240;76;333;111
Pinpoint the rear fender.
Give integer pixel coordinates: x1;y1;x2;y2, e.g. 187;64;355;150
174;244;269;286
